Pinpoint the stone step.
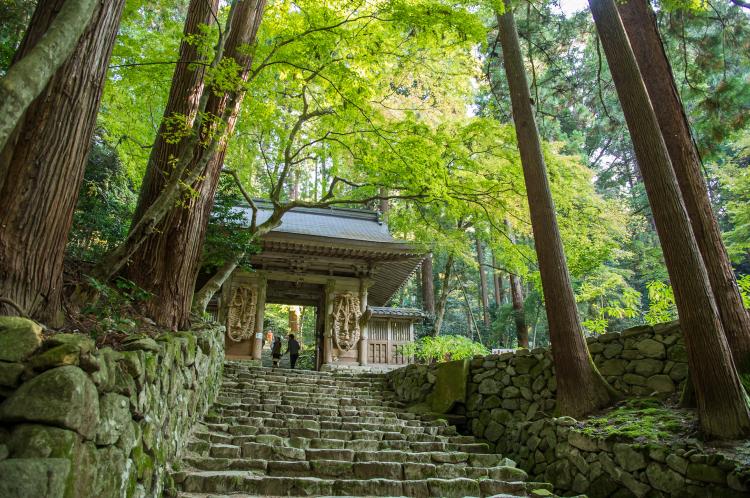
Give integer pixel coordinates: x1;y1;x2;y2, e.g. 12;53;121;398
206;412;429;428
212;403;419;419
174;472;537;497
180;456;527;481
190;431;490;453
215;394;402;407
186;440;497;466
201;421;457;438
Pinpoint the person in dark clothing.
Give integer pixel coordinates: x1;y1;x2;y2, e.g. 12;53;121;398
286;334;300;369
271;336;282;368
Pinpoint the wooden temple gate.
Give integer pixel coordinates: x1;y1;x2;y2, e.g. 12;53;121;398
214;201;426;370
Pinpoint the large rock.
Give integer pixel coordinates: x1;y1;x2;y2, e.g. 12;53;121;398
636;338;666;359
631;358;663;377
646;374;675;394
0;317;42;362
599;359;627;376
96;393;131;445
613;443;646;471
0;458;70;498
646;462;685;494
0;366;100;439
0;361;25;387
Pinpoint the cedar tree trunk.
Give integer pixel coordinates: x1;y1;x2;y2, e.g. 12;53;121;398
476;237;491;327
126;0;266;330
590;0;750;438
497;6;615;417
0;0;125;325
619;0;750;373
421;253;436;316
433;253;455;336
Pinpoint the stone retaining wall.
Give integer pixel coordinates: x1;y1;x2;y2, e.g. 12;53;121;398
0;317;225;498
388;322;750;497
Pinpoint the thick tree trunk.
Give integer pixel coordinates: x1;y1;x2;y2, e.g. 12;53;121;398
130;0;220;227
476;237;491;327
0;0;125;325
497;7;615;417
0;0;98;151
492;253;504;306
421;253;436;316
433;253;454;336
619;0;750;373
126;0;266;330
590;0;750;438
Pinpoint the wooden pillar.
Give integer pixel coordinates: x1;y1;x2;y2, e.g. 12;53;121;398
323;279;335;365
251;274;267;361
358;278;369;366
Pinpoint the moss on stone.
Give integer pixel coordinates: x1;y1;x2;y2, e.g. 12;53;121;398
426;358;469;414
577;398;694;444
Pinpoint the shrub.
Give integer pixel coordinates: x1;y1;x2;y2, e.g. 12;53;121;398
398;335;489;363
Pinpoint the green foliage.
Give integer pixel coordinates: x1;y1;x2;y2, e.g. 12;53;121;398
0;0;34;74
67;140;137;261
82;276;153;336
398;335;489;363
644;281;678;325
578;398;694;443
738;275;750;309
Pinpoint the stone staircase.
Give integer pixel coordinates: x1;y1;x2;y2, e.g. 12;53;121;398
171;361;554;497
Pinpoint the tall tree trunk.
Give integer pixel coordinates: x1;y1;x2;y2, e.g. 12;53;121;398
130;0;220;228
379;187;389;222
504;220;528;348
421;253;436;316
433;253;454;336
126;0;266;330
497;6;615;417
0;0;125;325
509;273;528;348
475;236;491;327
590;0;750;438
0;0;98;151
619;0;750;373
492;253;504;306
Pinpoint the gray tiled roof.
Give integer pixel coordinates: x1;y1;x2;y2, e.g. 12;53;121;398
235;202;400;244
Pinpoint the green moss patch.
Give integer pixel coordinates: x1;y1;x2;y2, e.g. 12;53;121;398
577;398;697;444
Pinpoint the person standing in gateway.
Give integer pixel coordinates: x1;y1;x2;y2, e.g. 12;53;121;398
286;334;300;369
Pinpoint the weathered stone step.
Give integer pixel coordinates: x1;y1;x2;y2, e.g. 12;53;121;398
213;402;419;419
201;420;456;439
191;430;489;453
175;472;537;497
207;411;428;428
216;394;403;408
217;390;399;403
222;379;391;391
180;456;526;481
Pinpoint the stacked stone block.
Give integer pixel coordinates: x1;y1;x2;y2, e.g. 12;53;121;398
0;317;225;498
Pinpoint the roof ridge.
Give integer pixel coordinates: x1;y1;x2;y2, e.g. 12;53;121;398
248;199;381;221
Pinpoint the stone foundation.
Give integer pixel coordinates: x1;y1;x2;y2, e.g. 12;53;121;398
388;322;750;497
0;317;225;498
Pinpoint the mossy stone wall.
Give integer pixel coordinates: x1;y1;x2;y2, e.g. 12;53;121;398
0;317;225;498
389;322;750;497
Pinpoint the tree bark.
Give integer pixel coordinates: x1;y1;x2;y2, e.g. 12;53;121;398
433;253;454;336
492;252;504;306
126;0;266;330
421;253;436;316
130;0;220;228
618;0;750;373
0;0;99;152
505;220;528;348
509;273;528;348
590;0;750;438
497;6;615;417
0;0;125;325
192;254;241;315
475;236;491;327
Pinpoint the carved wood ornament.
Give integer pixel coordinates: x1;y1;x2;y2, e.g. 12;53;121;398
226;286;257;342
332;293;362;351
